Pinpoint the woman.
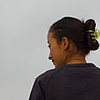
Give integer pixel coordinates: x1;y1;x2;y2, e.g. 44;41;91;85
29;17;100;100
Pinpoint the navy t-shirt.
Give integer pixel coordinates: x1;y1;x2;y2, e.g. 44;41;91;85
29;63;100;100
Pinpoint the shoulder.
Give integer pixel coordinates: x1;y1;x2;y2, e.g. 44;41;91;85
35;65;64;84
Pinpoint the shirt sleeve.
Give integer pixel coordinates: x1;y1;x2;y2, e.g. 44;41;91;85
29;78;45;100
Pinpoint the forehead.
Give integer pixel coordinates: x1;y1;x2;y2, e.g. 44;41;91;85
47;32;54;43
47;32;53;38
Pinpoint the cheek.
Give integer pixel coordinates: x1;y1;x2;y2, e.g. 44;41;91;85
51;47;61;59
50;45;56;54
50;48;55;57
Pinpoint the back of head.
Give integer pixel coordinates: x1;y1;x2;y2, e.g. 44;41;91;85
49;17;99;55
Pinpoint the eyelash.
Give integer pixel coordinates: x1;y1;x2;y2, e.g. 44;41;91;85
48;45;50;48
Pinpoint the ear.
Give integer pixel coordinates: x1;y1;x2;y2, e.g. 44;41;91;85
61;37;69;50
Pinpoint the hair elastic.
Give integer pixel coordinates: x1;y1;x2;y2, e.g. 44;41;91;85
87;29;100;42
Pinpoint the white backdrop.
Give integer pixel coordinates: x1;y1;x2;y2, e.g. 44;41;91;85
0;0;100;100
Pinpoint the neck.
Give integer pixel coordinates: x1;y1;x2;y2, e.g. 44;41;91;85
67;59;86;64
66;51;86;64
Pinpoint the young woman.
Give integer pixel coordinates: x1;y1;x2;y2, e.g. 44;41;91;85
29;17;100;100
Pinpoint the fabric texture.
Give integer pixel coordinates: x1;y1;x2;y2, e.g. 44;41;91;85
29;63;100;100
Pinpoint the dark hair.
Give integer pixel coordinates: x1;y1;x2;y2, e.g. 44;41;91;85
49;17;99;55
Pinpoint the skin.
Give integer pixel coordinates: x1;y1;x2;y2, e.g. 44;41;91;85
47;32;86;68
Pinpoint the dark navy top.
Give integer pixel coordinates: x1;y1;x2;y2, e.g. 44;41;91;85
29;63;100;100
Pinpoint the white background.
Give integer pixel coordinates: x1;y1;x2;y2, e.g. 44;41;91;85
0;0;100;100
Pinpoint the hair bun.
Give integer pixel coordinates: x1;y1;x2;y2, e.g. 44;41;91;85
85;19;96;31
85;19;99;51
